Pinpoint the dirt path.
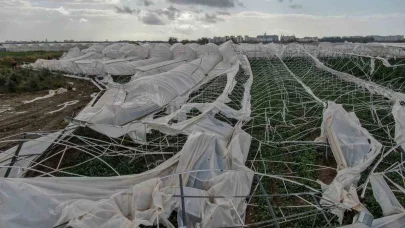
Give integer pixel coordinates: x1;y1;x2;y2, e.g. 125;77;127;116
0;78;98;139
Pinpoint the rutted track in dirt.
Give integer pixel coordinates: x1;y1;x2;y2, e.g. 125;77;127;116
0;78;98;139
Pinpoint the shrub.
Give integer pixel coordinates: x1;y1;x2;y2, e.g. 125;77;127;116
0;67;68;93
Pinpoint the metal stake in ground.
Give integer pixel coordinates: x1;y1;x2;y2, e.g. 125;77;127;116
179;173;187;227
4;134;25;178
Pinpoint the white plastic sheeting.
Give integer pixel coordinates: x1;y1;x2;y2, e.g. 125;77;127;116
317;101;382;223
32;52;105;74
392;101;405;151
77;43;226;126
60;47;84;60
76;57;141;76
0;128;76;178
90;59;214;125
102;43;127;59
131;59;189;81
3;43;99;52
82;44;106;54
131;44;197;80
0;41;255;228
149;43;172;60
171;43;197;61
370;174;405;216
0;127;253;228
105;44;172;76
87;56;249;143
187;43;200;51
31;44;162;76
235;42;405;59
341;213;405;228
76;41;250;143
120;44;149;58
305;49;405;102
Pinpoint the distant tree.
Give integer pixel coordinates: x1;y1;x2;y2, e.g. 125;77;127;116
168;37;179;45
197;37;209;45
181;39;190;44
230;37;238;44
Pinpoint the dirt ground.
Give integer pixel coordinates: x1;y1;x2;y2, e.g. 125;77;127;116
0;78;98;139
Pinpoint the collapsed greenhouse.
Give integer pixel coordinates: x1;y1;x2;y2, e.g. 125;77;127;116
1;41;405;227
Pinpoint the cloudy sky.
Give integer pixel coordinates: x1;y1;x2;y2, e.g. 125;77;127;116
1;0;404;42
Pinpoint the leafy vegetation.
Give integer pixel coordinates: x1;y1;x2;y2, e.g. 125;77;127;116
245;56;403;226
0;51;68;93
0;67;69;93
0;51;63;70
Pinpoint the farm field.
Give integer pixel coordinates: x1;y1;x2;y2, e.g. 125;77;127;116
244;54;405;226
1;42;405;227
0;52;97;141
0;51;63;70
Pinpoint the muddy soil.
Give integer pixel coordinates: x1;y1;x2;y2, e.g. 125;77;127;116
0;78;98;139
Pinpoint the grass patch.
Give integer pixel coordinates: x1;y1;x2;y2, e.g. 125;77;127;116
0;51;63;70
0;67;69;93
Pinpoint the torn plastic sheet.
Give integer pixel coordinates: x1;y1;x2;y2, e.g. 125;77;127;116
235;42;405;59
187;43;200;51
0;127;76;178
76;56;142;76
340;213;405;228
60;47;83;60
82;44;107;54
98;61;208;125
32;52;105;75
297;47;405;102
94;44;170;76
22;88;68;104
129;44;197;81
392;100;405;151
80;64;250;144
47;100;79;114
317;101;382;223
77;52;252;144
370;174;405;216
31;44;156;76
131;59;188;81
0;128;253;228
170;43;197;61
79;43;225;126
146;109;234;140
105;57;170;76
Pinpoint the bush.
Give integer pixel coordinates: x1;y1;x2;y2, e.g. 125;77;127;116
0;67;68;93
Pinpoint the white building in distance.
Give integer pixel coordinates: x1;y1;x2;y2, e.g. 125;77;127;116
257;33;279;42
237;35;244;43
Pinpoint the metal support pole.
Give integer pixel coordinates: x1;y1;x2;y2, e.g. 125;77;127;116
256;175;280;228
311;194;332;227
5;134;25;178
179;174;187;227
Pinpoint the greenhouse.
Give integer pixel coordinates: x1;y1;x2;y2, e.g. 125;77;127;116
1;41;405;228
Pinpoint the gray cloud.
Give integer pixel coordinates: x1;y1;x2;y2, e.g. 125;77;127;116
216;11;230;16
289;4;302;9
140;12;165;25
173;24;195;34
115;6;139;14
154;5;180;20
167;0;242;8
188;7;204;14
140;0;154;6
200;13;223;23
